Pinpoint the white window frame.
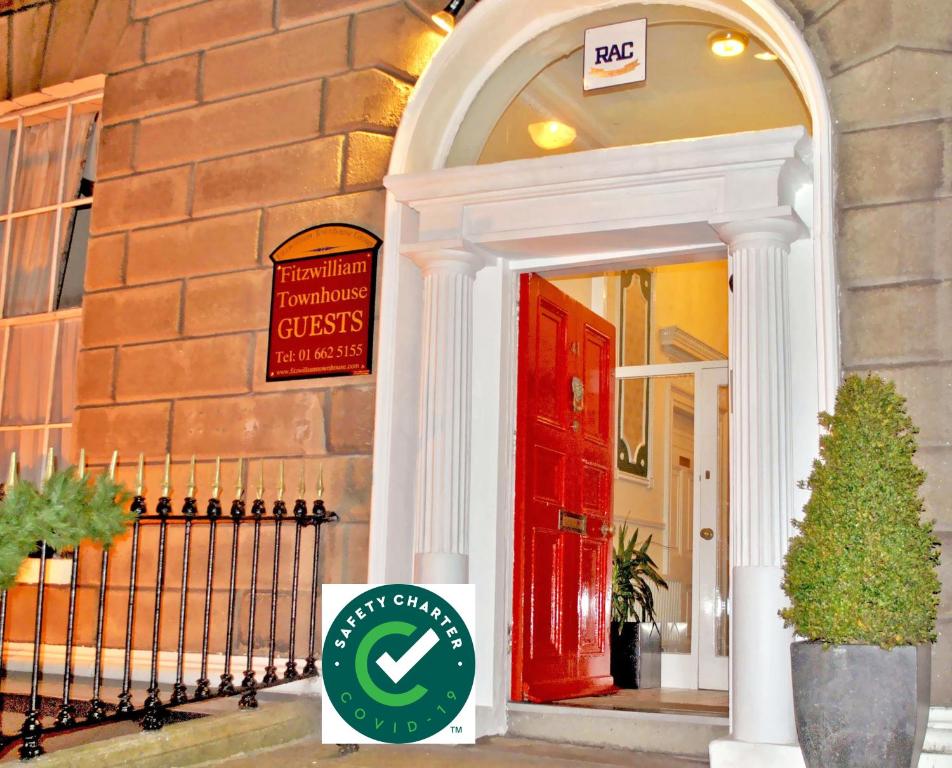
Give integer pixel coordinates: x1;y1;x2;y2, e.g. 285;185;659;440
0;91;102;472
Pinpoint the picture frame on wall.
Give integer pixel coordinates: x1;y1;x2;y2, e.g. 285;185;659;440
617;269;652;479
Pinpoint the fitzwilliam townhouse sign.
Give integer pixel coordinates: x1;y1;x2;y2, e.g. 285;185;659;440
267;224;380;381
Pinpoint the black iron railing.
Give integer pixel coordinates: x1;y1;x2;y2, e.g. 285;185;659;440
0;464;339;760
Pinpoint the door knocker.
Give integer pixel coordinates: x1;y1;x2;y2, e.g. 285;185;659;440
571;376;585;413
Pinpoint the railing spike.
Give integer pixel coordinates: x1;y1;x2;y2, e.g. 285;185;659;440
161;452;171;497
212;456;221;500
5;449;15;488
44;446;55;482
187;454;196;499
135;453;144;496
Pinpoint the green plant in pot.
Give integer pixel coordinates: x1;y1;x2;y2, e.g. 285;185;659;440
611;523;668;689
0;453;131;591
782;375;941;768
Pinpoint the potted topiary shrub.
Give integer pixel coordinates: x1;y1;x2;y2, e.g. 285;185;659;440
782;374;941;768
611;523;668;689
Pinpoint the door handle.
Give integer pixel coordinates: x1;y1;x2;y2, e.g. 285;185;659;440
700;527;714;541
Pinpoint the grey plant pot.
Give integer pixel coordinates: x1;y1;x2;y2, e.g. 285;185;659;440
791;641;931;768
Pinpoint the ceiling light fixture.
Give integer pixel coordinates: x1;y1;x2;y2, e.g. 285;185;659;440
708;29;749;58
754;50;779;61
432;0;466;34
528;121;577;151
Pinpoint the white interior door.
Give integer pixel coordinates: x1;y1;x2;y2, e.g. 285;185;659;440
696;366;729;690
616;362;729;691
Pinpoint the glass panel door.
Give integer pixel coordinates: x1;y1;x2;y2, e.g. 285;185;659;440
615;364;729;690
697;366;729;690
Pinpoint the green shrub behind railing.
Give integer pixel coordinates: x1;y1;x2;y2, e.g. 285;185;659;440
0;454;130;591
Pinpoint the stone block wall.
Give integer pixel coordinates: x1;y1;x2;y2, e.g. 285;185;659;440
780;0;952;704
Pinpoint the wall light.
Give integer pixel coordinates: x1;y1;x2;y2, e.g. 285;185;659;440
755;50;779;61
528;121;577;151
708;29;749;57
432;0;466;34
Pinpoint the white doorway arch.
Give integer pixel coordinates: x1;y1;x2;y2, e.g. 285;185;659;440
371;2;837;763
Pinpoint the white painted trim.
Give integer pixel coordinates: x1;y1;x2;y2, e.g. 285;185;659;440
383;0;838;396
659;326;727;362
617;361;728;379
374;0;841;750
376;127;820;740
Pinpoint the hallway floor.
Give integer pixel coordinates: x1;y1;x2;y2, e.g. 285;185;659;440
552;688;728;718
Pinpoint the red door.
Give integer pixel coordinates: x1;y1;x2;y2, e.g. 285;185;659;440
512;273;616;702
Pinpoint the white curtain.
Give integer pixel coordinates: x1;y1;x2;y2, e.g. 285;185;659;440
6;212;55;316
4;113;96;318
0;108;97;480
0;317;81;482
51;317;80;422
0;427;45;485
1;322;55;426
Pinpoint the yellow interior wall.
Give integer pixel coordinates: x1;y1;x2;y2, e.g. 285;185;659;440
650;261;728;361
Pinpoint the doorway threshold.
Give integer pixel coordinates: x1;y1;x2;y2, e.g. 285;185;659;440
507;698;728;758
553;688;728;718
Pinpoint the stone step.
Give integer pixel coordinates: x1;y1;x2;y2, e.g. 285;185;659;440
205;734;708;767
12;695;327;768
507;702;729;758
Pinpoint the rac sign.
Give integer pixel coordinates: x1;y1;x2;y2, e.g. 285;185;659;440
584;18;647;91
594;41;636;65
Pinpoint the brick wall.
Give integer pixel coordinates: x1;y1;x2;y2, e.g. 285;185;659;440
0;0;440;593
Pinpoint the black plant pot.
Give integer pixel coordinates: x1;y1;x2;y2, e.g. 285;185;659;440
610;620;661;689
791;641;930;768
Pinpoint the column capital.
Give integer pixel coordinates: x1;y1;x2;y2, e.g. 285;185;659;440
710;206;806;249
403;243;491;277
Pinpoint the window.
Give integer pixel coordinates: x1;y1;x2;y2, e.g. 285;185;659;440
0;93;101;483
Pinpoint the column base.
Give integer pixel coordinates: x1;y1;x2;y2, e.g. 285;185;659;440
414;551;468;584
733;565;797;744
710;737;805;768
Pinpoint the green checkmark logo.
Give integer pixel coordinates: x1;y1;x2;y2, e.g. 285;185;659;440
323;585;475;744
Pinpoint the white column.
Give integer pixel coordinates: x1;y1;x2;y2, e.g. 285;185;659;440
408;248;483;585
713;215;805;760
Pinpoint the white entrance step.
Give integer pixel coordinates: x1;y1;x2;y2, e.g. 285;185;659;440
921;708;952;767
508;702;729;758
